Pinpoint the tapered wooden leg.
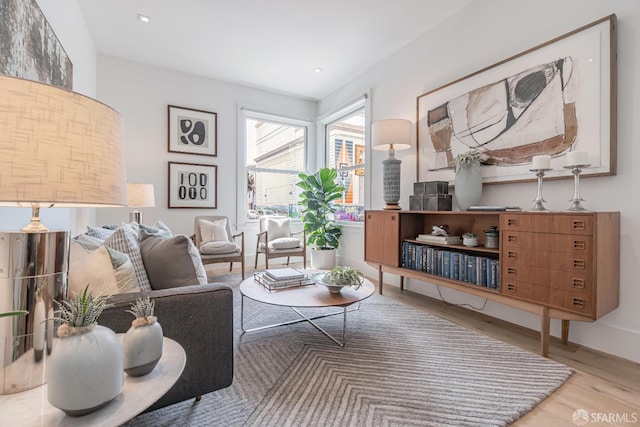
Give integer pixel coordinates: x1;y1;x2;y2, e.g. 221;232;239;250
400;276;404;291
561;319;570;345
540;306;550;358
378;265;383;295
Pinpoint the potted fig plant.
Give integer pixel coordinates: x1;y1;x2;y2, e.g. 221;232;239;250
47;286;123;416
122;296;163;376
297;168;345;269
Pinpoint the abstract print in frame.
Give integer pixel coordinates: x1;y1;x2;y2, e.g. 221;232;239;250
168;105;218;157
416;15;616;184
0;0;73;89
168;162;218;209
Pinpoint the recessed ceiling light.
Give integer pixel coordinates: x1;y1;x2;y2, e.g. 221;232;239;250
137;14;150;23
313;67;324;73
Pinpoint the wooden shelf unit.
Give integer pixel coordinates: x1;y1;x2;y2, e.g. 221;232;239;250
364;210;620;357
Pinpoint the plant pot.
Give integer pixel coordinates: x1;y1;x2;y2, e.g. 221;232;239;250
123;320;163;377
455;161;483;211
463;236;478;247
310;248;336;270
47;325;123;416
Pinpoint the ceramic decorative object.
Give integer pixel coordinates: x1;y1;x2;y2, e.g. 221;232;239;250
47;286;123;417
310;248;336;270
123;297;163;377
454;151;483;211
318;266;364;294
462;233;478;247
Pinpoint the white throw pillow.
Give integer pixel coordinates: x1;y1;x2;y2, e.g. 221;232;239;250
269;237;301;250
68;241;119;297
200;241;240;255
265;217;290;240
113;258;141;293
199;218;230;244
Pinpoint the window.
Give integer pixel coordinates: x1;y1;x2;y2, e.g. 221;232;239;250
325;104;366;223
242;109;309;221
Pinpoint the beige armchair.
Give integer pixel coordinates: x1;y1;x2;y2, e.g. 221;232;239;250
254;216;306;269
194;216;245;279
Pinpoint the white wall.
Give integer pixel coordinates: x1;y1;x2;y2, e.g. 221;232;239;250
320;0;640;363
0;0;97;235
95;55;317;248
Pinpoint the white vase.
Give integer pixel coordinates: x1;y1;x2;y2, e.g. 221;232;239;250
123;320;163;377
47;325;123;416
454;161;483;211
310;248;336;270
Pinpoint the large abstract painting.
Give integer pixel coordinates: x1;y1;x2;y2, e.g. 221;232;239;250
0;0;73;90
417;15;616;184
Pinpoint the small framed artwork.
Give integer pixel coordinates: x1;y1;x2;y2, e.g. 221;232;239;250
168;105;217;157
168;162;217;209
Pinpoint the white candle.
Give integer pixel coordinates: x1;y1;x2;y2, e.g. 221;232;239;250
532;155;551;170
566;150;588;166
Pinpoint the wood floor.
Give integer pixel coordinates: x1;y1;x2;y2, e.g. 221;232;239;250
380;283;640;426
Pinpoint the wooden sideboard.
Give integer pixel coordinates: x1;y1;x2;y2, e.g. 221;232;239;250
364;210;620;356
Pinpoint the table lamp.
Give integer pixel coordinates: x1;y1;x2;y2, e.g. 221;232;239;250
372;119;412;210
0;75;126;394
127;183;155;224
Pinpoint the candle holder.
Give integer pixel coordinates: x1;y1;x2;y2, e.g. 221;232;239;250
529;168;552;211
564;164;591;211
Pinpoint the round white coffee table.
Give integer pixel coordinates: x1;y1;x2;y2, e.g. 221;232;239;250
240;273;375;346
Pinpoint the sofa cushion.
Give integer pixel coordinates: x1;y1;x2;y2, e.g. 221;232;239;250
104;223;152;292
265;217;290;240
200;241;240;255
199;218;230;243
141;233;208;290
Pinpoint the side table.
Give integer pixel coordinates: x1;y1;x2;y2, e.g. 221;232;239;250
0;336;185;427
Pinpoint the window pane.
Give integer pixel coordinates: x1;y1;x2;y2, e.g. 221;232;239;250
247;170;302;219
327;108;365;223
246;119;305;171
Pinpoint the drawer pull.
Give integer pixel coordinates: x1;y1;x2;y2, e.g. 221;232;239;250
507;267;517;275
507;251;516;259
572;278;585;289
367;214;372;220
506;283;517;292
573;240;586;250
391;215;396;221
572;259;586;269
572;297;585;308
507;235;517;243
572;220;586;230
507;219;518;227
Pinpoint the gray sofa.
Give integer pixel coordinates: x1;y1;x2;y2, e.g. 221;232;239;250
99;282;234;412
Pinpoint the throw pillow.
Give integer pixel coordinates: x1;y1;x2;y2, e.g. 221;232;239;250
200;241;240;255
103;223;152;292
199;218;230;243
113;258;141;294
140;233;208;290
86;225;115;241
269;237;301;250
140;222;173;239
68;241;119;297
265;217;290;240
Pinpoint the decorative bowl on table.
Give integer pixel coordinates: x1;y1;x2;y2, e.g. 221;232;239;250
314;266;364;294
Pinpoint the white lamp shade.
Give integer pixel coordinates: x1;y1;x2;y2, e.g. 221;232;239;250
127;183;156;208
371;119;412;151
0;75;127;208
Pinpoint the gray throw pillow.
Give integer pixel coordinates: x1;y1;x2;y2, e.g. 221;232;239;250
140;233;208;290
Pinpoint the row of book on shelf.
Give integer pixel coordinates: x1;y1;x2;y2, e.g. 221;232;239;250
401;241;500;290
254;267;314;290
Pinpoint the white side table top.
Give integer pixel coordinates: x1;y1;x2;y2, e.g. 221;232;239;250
0;336;185;427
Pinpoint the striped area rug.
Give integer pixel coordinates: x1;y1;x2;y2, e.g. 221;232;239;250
126;274;572;427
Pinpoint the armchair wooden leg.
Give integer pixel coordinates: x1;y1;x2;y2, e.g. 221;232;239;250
229;262;233;272
194;396;202;403
254;253;259;269
286;256;291;266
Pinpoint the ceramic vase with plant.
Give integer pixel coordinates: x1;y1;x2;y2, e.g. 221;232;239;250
454;150;483;211
320;266;365;294
122;297;163;377
297;168;346;269
47;286;123;417
463;232;478;247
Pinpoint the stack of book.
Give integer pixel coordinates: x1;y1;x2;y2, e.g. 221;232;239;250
254;267;313;290
415;234;462;245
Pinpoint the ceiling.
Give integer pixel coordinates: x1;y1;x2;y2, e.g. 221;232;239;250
78;0;471;100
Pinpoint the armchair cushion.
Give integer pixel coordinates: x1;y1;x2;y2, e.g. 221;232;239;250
269;237;302;250
199;218;231;243
200;241;240;255
140;233;208;290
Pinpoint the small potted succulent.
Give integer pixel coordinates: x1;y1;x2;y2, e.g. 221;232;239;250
462;232;478;247
320;266;365;294
47;286;123;416
122;297;163;376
